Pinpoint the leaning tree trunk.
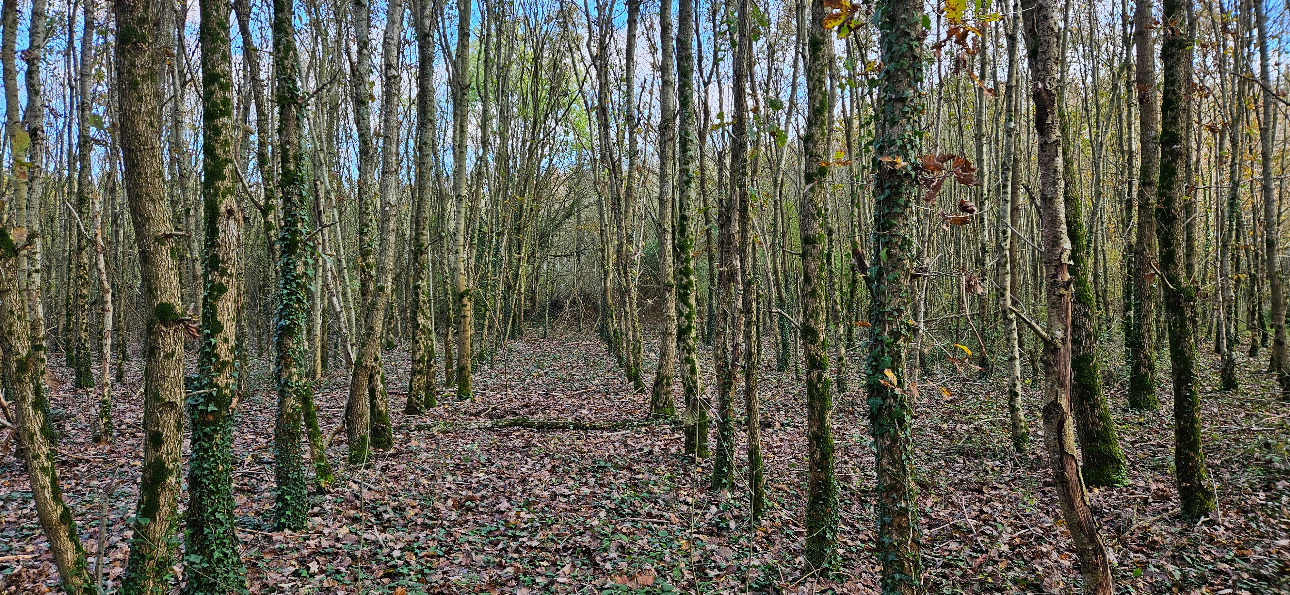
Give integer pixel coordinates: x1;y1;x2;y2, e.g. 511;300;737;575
1128;0;1160;411
1;3;94;591
802;0;838;573
1020;0;1114;590
115;0;190;587
865;0;924;588
184;0;249;587
270;0;312;531
1159;0;1216;519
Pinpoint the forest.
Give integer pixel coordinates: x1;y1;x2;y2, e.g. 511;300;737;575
0;0;1287;590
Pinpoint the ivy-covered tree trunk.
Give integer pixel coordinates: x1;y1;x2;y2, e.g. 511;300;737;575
802;0;837;572
649;0;677;419
407;0;441;414
271;0;312;531
1127;0;1160;411
1021;0;1114;589
184;0;249;586
1158;0;1216;519
865;0;924;587
675;0;706;458
115;0;190;587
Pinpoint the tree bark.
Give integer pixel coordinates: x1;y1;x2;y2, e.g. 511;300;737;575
1159;0;1216;519
1021;0;1114;589
1128;0;1160;411
803;0;838;573
185;0;249;585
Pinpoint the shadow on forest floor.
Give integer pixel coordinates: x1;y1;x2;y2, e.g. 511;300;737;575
1;330;1288;593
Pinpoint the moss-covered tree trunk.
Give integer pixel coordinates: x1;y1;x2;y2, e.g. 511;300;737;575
270;0;312;531
1158;0;1216;519
184;0;249;587
1060;113;1126;488
1021;0;1114;590
1128;0;1160;411
865;0;924;588
346;0;403;461
407;0;441;414
802;0;837;573
649;0;678;419
675;0;705;458
1;2;94;591
115;0;190;587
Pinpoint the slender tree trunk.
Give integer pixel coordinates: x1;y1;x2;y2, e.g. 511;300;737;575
1;1;95;590
407;0;441;414
675;0;705;458
184;0;249;586
803;0;838;573
649;0;678;418
1128;0;1160;411
1254;0;1288;395
1021;0;1114;590
998;0;1028;452
449;0;473;399
1159;0;1216;519
270;0;312;531
347;0;403;460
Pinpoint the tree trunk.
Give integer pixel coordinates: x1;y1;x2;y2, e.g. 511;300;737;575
1254;0;1288;395
649;0;678;419
675;0;705;458
114;0;190;587
449;0;473;399
185;0;249;586
1128;0;1160;411
1021;0;1114;589
802;0;838;573
865;0;924;589
407;0;442;414
1159;0;1216;519
270;0;312;531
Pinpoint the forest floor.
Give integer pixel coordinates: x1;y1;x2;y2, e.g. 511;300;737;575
1;329;1288;594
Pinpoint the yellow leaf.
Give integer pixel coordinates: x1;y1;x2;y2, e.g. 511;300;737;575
953;343;973;357
939;386;952;398
945;0;966;21
823;10;847;29
883;368;899;387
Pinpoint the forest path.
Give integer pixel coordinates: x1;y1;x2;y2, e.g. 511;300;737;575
1;331;1288;593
